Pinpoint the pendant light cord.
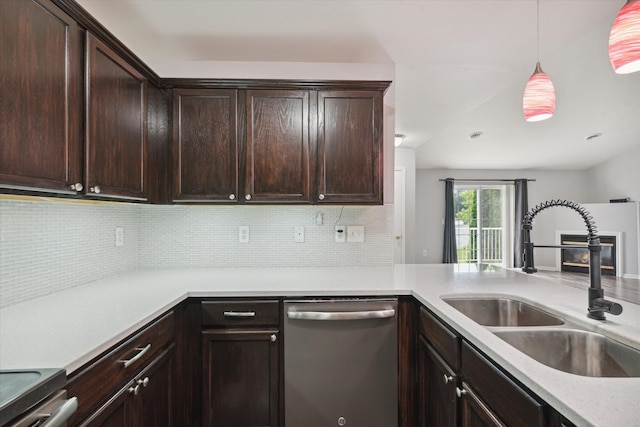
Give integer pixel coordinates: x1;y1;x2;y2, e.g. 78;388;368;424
536;0;540;62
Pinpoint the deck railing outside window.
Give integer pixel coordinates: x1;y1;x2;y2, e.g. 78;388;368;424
456;227;503;264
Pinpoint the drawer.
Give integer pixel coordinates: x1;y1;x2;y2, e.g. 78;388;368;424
202;300;280;327
66;311;175;425
419;306;460;370
461;340;545;427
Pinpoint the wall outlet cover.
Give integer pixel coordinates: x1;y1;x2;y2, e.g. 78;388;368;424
335;226;346;243
347;225;365;243
239;226;250;243
294;226;305;243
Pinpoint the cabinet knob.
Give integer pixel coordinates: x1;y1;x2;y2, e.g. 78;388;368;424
128;385;140;396
443;374;453;384
137;377;150;388
245;194;252;201
70;182;83;191
270;334;277;342
89;186;101;194
229;194;236;200
456;387;467;398
318;194;325;200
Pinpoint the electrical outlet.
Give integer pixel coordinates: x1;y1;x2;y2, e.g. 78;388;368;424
115;227;124;247
294;226;305;243
239;226;249;243
335;226;346;243
347;225;365;243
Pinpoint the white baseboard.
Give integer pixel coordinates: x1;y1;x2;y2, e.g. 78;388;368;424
623;274;640;280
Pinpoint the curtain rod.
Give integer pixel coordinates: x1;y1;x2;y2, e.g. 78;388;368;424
439;178;536;182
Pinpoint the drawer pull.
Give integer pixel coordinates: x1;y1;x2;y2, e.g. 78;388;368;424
443;374;453;384
270;334;277;342
223;311;256;318
137;377;150;387
456;387;467;398
40;397;78;427
122;344;151;368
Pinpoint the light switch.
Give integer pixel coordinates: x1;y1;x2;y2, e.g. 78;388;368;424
115;227;124;247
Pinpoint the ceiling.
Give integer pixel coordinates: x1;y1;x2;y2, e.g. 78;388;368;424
76;0;640;170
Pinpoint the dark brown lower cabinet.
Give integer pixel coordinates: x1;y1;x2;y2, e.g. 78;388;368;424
458;382;505;427
418;337;458;427
202;330;279;427
80;346;174;427
417;304;548;427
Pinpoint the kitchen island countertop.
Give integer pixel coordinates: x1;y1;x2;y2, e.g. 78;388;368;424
1;265;639;427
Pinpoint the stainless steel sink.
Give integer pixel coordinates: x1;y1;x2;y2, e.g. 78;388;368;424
494;329;640;378
442;297;564;327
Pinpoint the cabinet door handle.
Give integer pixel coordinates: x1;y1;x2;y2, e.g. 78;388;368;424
443;374;453;384
229;193;236;200
128;385;140;396
137;377;150;387
318;194;325;200
245;194;252;200
70;183;83;192
270;334;277;342
456;387;467;398
223;311;256;318
89;186;101;194
121;344;151;368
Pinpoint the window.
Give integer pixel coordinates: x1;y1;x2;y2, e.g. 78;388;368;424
454;185;510;266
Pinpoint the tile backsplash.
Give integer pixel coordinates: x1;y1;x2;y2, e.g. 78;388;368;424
0;197;393;307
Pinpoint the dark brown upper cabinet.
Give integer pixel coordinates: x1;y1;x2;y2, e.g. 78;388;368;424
317;90;384;204
85;33;148;201
0;0;83;194
172;89;239;202
245;90;311;203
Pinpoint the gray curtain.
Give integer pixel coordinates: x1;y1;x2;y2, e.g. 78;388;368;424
513;179;529;268
442;178;458;263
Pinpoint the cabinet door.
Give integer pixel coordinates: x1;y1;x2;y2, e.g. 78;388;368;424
135;348;174;427
458;383;505;427
172;89;239;202
317;90;383;204
79;383;135;427
418;337;458;427
86;33;147;200
202;329;279;427
245;90;310;203
0;0;83;193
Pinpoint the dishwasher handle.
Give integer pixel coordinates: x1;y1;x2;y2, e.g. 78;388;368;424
287;309;395;321
40;397;78;427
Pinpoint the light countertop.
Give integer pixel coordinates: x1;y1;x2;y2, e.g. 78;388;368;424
1;265;639;427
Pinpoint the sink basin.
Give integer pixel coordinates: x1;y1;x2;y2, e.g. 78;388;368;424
442;297;564;327
494;329;640;377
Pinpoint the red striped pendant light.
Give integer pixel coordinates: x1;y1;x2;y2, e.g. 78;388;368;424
523;0;555;122
523;62;556;122
609;0;640;74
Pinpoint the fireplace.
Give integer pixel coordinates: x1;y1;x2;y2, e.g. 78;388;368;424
558;233;619;276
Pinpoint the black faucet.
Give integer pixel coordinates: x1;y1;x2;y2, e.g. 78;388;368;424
521;200;623;320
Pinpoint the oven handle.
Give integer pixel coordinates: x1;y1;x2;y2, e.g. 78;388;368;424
39;397;78;427
287;309;395;321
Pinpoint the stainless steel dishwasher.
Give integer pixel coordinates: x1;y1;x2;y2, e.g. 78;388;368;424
284;298;398;427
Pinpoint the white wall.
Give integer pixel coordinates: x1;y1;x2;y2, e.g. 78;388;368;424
415;169;588;264
585;146;640;203
395;148;416;263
